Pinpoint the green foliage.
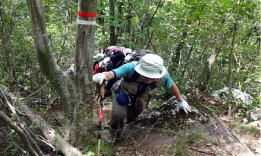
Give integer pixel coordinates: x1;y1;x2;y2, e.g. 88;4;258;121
171;72;187;94
166;131;204;156
240;126;260;136
0;0;37;91
208;108;223;115
83;151;95;156
84;140;115;156
9;130;18;140
7;130;23;156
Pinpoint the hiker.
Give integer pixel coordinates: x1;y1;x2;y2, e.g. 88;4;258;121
93;53;106;74
93;52;191;137
96;46;133;96
93;46;126;74
99;46;126;71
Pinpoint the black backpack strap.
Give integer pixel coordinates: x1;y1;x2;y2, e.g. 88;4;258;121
124;70;139;82
110;51;125;68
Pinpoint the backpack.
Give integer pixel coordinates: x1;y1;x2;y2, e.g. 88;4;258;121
125;49;154;63
105;49;155;96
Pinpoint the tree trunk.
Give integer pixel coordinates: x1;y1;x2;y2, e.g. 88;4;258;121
97;1;105;38
173;32;187;68
182;20;201;77
72;0;97;148
126;0;132;37
117;1;123;39
109;0;117;45
200;35;226;91
227;22;237;117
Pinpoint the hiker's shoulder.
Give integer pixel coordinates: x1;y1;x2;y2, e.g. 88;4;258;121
113;62;135;73
121;61;137;69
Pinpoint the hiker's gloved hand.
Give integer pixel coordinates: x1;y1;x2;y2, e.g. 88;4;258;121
99;57;111;68
175;99;191;114
92;73;106;85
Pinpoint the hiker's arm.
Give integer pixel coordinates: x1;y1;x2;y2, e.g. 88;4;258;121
92;71;115;85
93;62;135;84
103;61;132;80
161;73;183;101
171;83;192;113
169;84;183;101
103;61;134;80
103;71;115;80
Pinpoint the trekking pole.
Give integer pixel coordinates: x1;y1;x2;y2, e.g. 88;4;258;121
97;81;105;156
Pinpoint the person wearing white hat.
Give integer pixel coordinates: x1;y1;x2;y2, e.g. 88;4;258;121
93;52;191;137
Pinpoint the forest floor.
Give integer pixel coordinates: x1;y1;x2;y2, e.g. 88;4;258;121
0;91;260;156
94;95;261;156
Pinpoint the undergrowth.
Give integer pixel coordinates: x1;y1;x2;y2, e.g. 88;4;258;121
84;140;115;156
166;131;204;156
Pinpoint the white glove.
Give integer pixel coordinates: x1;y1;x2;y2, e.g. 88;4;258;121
99;57;111;68
92;73;106;85
175;99;191;114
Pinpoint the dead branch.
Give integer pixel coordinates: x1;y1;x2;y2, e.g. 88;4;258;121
0;110;40;156
0;87;82;156
18;103;82;156
11;139;30;156
1;89;44;155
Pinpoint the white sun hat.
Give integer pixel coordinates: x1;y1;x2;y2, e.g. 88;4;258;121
134;54;167;78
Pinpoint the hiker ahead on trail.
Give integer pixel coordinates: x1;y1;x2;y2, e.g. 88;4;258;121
93;46;133;96
93;51;191;137
93;46;132;74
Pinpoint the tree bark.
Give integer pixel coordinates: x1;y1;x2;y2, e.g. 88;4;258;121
72;0;97;148
227;22;237;117
117;1;123;39
126;0;132;37
109;0;117;45
173;32;187;68
182;20;201;77
199;35;226;91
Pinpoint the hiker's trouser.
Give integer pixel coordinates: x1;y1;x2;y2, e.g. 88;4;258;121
110;91;149;134
110;92;143;123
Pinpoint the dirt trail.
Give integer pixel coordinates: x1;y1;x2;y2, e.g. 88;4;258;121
93;98;260;156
